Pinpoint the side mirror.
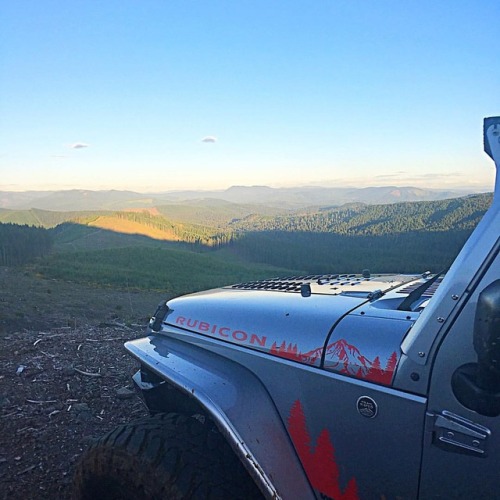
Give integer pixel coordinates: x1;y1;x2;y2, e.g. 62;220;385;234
452;280;500;417
473;280;500;391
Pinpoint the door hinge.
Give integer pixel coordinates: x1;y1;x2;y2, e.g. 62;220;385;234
426;410;491;457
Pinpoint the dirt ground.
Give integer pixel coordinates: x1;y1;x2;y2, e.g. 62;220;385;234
0;324;150;499
0;268;169;499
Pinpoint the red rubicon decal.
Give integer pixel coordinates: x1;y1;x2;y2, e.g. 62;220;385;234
271;339;398;385
288;400;359;500
175;316;267;347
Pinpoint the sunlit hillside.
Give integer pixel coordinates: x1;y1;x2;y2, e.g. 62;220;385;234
87;215;182;241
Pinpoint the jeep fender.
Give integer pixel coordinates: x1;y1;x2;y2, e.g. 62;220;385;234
125;333;315;500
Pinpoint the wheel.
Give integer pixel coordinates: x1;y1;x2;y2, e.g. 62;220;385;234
73;413;263;500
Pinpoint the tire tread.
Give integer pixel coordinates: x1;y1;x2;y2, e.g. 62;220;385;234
73;413;263;500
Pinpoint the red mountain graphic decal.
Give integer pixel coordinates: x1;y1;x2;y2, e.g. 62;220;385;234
270;338;398;385
288;400;359;500
324;338;370;376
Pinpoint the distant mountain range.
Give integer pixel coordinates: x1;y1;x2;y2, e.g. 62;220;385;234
0;185;482;211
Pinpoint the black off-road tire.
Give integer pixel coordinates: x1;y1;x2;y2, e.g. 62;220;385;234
73;412;263;500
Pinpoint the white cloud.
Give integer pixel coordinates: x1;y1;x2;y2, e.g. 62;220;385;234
70;142;89;149
201;136;217;143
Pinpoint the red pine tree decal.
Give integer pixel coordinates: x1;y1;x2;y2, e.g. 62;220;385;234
385;351;398;374
366;356;384;383
288;400;359;500
313;429;342;499
270;341;303;361
365;352;399;385
378;351;399;385
371;356;382;372
342;477;360;500
270;342;278;355
288;400;312;467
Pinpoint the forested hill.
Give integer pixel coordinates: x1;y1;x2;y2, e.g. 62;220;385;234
224;194;493;274
0;223;53;266
0;193;493;276
230;194;492;235
0;193;492;240
0;208;112;228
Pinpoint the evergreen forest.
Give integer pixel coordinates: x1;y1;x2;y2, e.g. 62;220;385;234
0;192;492;294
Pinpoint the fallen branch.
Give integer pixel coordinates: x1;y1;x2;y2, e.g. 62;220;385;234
1;412;19;418
26;399;57;404
16;427;36;434
74;367;102;378
40;351;56;358
17;464;38;476
85;338;122;342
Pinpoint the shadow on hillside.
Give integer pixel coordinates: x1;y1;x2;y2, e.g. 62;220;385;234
51;222;213;253
51;222;476;275
229;229;474;274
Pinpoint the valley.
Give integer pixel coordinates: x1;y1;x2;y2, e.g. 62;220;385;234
0;191;492;296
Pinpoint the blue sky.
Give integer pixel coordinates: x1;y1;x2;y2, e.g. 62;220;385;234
1;1;499;192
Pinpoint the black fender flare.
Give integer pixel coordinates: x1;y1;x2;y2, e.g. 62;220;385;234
125;334;314;500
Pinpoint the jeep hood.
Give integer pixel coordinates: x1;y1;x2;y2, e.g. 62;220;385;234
157;274;424;375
